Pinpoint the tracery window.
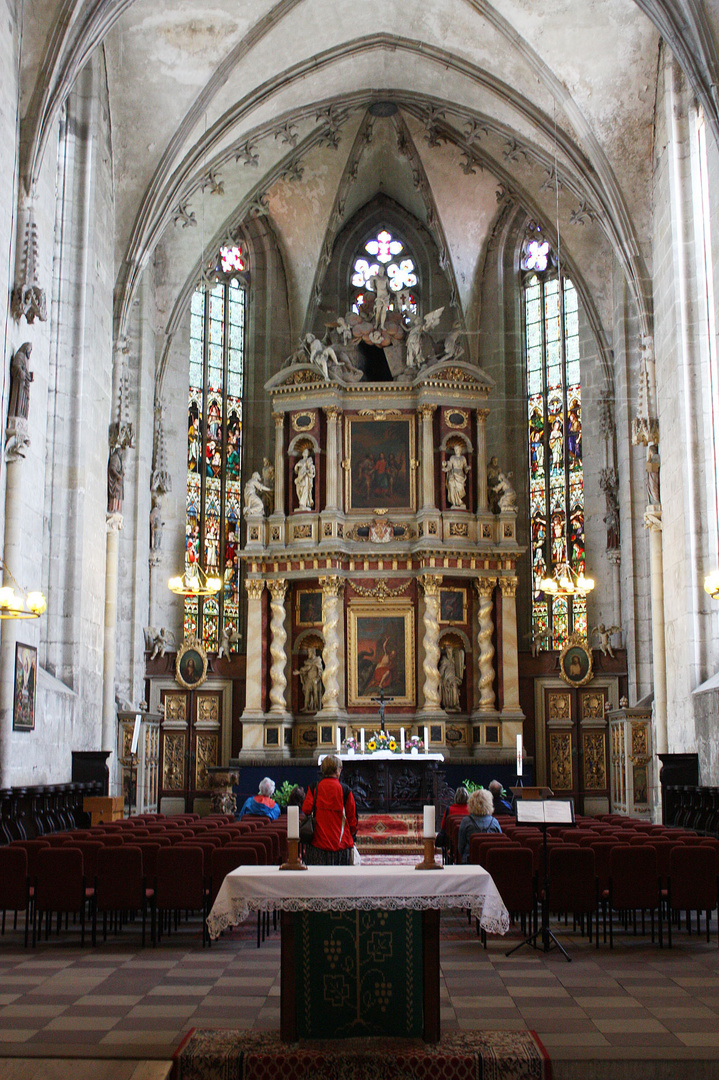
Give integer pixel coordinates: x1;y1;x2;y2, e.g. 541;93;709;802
523;233;585;648
351;228;418;313
186;245;246;650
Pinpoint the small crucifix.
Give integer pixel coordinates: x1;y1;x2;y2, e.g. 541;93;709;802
370;688;394;733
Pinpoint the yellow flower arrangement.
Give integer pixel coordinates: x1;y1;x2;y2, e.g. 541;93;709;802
367;740;377;751
388;740;398;751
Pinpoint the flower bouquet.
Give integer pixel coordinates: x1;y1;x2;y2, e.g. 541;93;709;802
342;736;359;755
406;734;425;752
365;731;399;754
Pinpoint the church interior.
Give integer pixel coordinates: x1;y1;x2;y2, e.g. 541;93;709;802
2;0;719;1076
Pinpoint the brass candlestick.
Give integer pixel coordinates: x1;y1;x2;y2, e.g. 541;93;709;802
415;837;442;870
280;838;307;871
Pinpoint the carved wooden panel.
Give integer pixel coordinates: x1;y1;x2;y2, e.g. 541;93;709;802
547;692;571;721
164;693;187;722
582;731;607;790
549;731;573;790
197;694;220;723
631;722;648;758
195;733;219;790
580;690;606;719
162;733;186;790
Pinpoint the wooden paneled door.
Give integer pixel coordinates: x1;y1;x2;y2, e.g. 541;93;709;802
159;688;223;812
544;685;609;814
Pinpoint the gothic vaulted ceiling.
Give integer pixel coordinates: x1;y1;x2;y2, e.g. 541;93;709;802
18;0;719;347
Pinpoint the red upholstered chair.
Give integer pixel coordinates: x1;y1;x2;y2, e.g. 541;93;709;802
33;847;88;946
153;846;207;946
63;841;104;883
93;844;150;946
483;847;536;943
223;843;259;866
97;834;124;847
667;846;719;945
209;847;246;908
608;846;663;948
0;846;30;944
134;842;161;879
468;832;513;865
548;846;598;945
11;839;50;880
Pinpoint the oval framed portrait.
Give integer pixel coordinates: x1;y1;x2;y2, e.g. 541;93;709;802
175;637;209;690
559;636;593;687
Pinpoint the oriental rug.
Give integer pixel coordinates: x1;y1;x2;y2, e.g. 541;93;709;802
173;1029;551;1080
355;813;423;854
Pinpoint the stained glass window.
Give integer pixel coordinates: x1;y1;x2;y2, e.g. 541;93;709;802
186;246;246;650
524;236;584;647
351;228;418;313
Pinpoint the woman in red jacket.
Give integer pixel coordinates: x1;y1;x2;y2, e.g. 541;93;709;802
302;755;358;865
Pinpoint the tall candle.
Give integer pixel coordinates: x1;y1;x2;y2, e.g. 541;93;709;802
287;805;299;840
517;733;523;776
360;728;365;753
336;728;341;752
400;727;405;752
423;805;435;838
424;726;429;752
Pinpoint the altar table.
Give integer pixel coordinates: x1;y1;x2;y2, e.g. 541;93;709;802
207;864;509;1042
322;753;446;811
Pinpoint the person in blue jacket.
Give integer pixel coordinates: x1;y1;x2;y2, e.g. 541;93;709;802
237;777;281;821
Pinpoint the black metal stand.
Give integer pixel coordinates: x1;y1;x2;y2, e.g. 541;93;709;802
505;823;571;961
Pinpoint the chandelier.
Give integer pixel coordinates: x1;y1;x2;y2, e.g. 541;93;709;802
168;564;221;597
539;562;595;598
704;570;719;599
0;559;47;619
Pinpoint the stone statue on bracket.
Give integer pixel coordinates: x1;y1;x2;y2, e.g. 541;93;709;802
404;307;444;369
591;623;623;658
442;442;470;508
294;448;315;510
262;457;275;514
145;626;176;660
294;646;324;713
600;467;620;549
217;625;241;660
149;496;163;551
493;470;517;511
645;443;661;508
107;444;125;513
439;645;464;711
5;342;34;462
243;471;271;518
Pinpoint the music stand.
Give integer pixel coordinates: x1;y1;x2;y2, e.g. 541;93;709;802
505;797;575;961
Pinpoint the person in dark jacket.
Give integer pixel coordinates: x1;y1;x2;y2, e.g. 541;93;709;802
457;789;502;863
489;779;513;815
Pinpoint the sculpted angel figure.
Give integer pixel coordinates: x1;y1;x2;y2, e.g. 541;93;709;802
493;470;517;511
218;625;241;660
150;627;175;661
243;471;271;518
442;442;470;508
294;448;316;510
439;324;464;362
591;623;622;658
405;306;444;368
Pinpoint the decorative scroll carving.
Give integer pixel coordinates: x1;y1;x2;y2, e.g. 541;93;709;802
268;579;288;714
547;692;570;720
475;579;496;711
245;579;265;601
498;575;518;597
162;733;186;790
582;731;607;790
549;731;573;790
352;579;410;602
197;695;220;722
195;733;219;790
420;574;443;712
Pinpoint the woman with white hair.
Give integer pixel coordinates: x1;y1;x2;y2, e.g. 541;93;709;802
237;776;281;821
456;788;501;863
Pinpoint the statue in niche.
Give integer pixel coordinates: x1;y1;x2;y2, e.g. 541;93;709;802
294;448;315;510
439;645;464;712
645;443;661;507
493;470;517;512
404;307;444;368
243;471;271;518
591;623;622;658
442;442;470;508
487;455;500;513
107;444;125;513
218;625;241;660
8;342;33;419
149;496;163;551
600;468;620;549
262;457;275;514
368;264;391;329
294;646;324;712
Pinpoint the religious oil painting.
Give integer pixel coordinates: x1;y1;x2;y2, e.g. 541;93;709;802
559;637;593;687
345;416;415;512
13;642;36;732
439;587;467;624
348;604;415;707
175;638;209;690
296;589;323;627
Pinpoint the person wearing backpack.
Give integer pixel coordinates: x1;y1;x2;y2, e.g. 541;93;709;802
301;755;358;866
457;789;502;864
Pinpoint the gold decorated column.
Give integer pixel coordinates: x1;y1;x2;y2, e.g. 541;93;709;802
268;579;290;715
319;576;344;716
498;575;521;713
418;405;437;510
419;574;443;714
474;578;496;712
242;578;265;718
476;408;489;512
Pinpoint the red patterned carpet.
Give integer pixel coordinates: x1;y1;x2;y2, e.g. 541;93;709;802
355;812;423;853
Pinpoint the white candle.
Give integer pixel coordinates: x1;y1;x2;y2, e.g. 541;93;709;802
287;805;299;840
423;805;435;838
360;728;365;753
517;733;523;776
424;726;429;752
337;728;341;752
400;727;405;753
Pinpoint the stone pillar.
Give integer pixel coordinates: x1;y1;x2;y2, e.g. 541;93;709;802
272;411;285;517
607;549;622;630
241;579;265;718
498;575;521;714
318;576;344;716
418;574;443;714
645;511;667;757
476;409;489;512
102;513;123;789
268;579;290;716
419;405;437;510
324;406;340;511
474;578;497;713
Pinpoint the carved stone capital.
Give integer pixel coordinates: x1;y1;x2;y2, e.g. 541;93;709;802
474;577;496;599
420;573;443;597
268;578;287;601
498;575;518;597
418;404;436;422
106;512;124;533
324;406;341;421
272;411;285;428
607;549;622;566
319;575;344;598
476;408;490;423
245;578;265;601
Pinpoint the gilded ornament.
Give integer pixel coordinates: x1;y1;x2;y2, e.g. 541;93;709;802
245;578;265;601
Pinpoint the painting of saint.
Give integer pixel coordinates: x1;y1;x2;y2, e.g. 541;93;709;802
13;643;36;731
347;418;414;511
297;590;323;626
349;608;415;706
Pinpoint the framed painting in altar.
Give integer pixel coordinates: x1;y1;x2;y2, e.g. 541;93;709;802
345;415;416;513
296;589;323;627
347;604;415;707
439;587;466;624
13;642;37;732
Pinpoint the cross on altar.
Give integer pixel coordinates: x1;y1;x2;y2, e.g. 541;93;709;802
370;688;394;732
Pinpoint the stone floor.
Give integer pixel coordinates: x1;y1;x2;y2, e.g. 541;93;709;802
0;902;717;1080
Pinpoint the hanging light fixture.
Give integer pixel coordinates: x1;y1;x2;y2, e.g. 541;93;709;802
539;561;595;598
168;564;221;598
703;570;719;599
0;559;47;619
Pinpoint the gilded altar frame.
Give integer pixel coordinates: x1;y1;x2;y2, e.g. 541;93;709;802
347;602;415;707
344;414;416;514
175;636;209;689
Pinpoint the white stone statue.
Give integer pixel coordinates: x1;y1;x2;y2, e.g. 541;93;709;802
439;645;464;711
218;625;241;660
149;627;175;660
405;306;444;368
243;471;271;518
332;316;354;345
493;470;517;511
442;443;470;508
591;623;622;658
294;646;323;712
439;324;464;362
368;264;391;329
294;448;315;510
527;625;551;657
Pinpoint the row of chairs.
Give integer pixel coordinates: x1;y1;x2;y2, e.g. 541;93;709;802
0;810;289;948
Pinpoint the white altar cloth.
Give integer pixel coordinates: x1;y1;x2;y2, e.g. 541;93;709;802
207;863;510;939
329;752;445;761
